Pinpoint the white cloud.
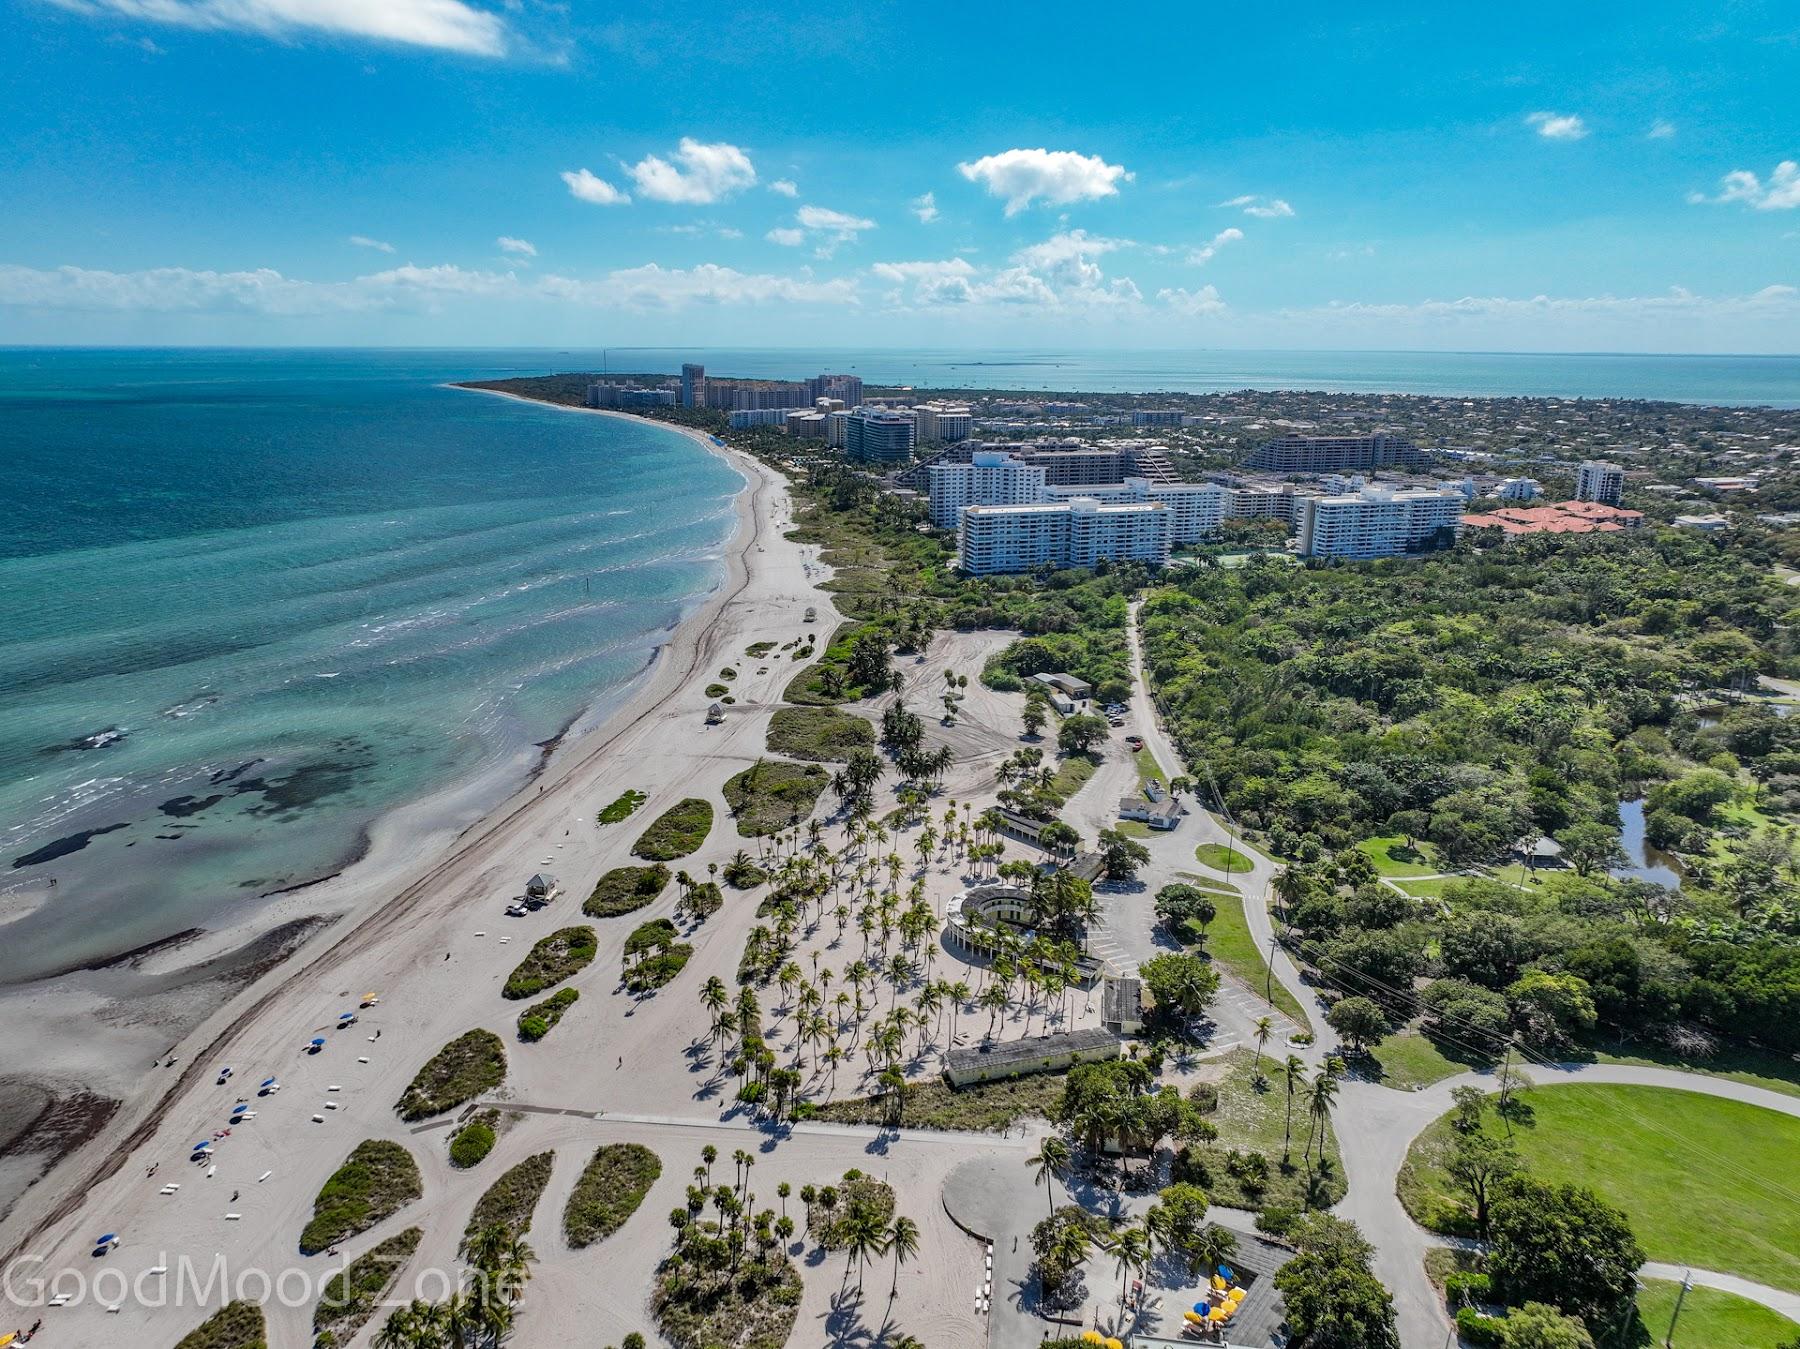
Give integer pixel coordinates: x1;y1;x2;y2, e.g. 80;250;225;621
1219;194;1294;218
796;205;875;236
769;179;798;197
1158;284;1226;316
0;258;860;315
496;235;536;257
1299;285;1799;327
911;191;939;223
545;262;856;309
956;148;1132;215
765;204;877;257
1187;227;1243;265
348;234;394;253
1526;111;1588;140
44;0;509;56
1648;119;1677;140
1009;229;1131;290
625;138;756;205
560;168;630;206
873;234;1140;310
1688;161;1800;210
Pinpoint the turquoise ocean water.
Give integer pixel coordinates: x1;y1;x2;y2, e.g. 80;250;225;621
2;344;1795;984
0;349;743;982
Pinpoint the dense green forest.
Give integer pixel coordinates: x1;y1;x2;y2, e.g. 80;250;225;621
1139;531;1800;1055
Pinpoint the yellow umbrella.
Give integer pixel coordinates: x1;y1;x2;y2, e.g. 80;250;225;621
1082;1333;1104;1345
1105;1338;1124;1349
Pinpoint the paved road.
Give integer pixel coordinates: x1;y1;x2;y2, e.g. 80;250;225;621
1114;601;1800;1347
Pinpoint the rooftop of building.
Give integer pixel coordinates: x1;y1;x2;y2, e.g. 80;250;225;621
1462;500;1646;535
943;1026;1121;1074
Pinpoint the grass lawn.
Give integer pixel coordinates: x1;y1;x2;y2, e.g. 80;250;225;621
1356;834;1440;877
1399;1084;1800;1291
463;1150;554;1251
1050;751;1101;803
313;1227;422;1346
766;705;874;761
1194;842;1254;876
1175;870;1241;896
395;1028;506;1121
1176;1048;1345;1210
584;863;671;918
1390;875;1470;900
1134;745;1168;790
1114;820;1153;839
1368;1030;1489;1091
1593;1042;1800;1102
1189;889;1308;1028
631;797;714;860
723;759;829;836
174;1300;265;1349
1635;1278;1799;1348
299;1139;423;1254
812;1070;1066;1131
564;1142;662;1248
596;789;647;825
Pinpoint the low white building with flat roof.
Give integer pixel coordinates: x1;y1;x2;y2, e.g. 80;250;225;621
1297;486;1464;559
959;497;1171;575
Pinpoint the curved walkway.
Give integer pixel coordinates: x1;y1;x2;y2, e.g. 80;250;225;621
1124;605;1800;1345
1337;1062;1800;1343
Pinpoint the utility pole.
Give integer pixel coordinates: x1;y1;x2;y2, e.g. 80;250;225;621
1664;1270;1692;1347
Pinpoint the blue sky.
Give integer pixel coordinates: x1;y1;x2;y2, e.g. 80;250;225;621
3;0;1797;351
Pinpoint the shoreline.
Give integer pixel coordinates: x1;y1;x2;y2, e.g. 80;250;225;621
0;399;777;1258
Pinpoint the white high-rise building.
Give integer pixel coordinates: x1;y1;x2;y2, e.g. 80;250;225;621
1297;487;1465;559
1042;478;1231;543
845;409;917;463
957;498;1170;576
1575;461;1625;506
927;451;1047;528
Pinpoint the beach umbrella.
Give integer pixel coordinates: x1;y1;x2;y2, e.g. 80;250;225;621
190;1141;211;1153
95;1234;117;1246
260;1076;277;1087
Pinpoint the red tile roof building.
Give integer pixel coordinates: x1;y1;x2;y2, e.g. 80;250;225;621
1461;500;1646;537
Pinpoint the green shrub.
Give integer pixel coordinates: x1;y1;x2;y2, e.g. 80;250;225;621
705;683;729;698
1445;1270;1493;1305
517;987;579;1041
313;1226;421;1345
1455;1307;1507;1346
676;880;723;922
597;789;648;825
564;1143;662;1248
299;1139;422;1254
502;926;597;999
462;1150;555;1253
585;863;671;917
631;798;714;861
396;1029;506;1120
175;1299;266;1349
624;918;693;992
449;1114;498;1169
723;760;828;836
766;706;874;761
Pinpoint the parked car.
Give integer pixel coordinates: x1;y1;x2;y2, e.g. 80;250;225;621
1125;734;1145;750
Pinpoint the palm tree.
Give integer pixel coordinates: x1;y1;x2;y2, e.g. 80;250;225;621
887;1214;920;1298
1305;1062;1342;1169
844;1206;889;1295
1108;1222;1152;1313
1281;1055;1306;1163
1028;1136;1073;1217
1252;1015;1273;1078
1188;1223;1239;1283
